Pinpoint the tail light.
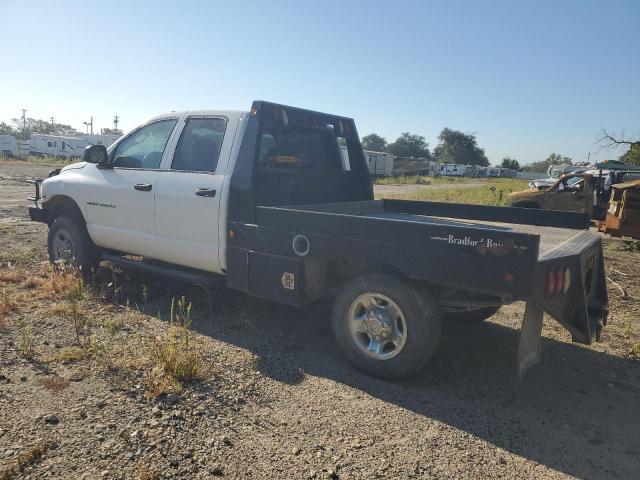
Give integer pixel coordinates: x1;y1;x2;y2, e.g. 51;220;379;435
555;269;564;294
546;270;555;297
546;266;572;297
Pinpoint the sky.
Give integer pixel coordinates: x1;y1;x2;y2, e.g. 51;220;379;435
0;0;638;164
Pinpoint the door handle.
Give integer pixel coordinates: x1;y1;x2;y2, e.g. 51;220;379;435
195;188;216;197
134;183;153;192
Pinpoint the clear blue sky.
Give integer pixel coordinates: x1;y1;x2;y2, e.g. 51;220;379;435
1;0;638;164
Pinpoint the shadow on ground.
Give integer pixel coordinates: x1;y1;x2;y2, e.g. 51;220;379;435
105;270;640;480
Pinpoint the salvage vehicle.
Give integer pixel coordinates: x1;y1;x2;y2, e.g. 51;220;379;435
510;170;640;220
28;101;608;382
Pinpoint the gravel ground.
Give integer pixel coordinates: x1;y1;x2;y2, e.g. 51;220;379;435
1;159;639;479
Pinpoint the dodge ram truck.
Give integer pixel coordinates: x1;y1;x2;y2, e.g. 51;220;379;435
28;101;608;381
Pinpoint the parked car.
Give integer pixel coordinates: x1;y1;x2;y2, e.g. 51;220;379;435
28;101;608;382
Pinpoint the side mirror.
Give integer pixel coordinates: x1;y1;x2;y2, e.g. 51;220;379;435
83;144;110;167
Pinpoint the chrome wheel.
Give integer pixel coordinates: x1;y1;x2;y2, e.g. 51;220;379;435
51;228;74;263
347;292;408;360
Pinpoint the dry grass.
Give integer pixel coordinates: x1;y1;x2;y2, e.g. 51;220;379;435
22;276;44;289
17;324;35;357
152;327;202;383
143;366;180;399
49;346;85;363
0;441;57;480
145;297;202;397
0;269;24;284
0;288;19;326
38;267;82;299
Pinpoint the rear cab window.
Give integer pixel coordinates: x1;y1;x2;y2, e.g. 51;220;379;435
255;107;362;174
172;118;227;172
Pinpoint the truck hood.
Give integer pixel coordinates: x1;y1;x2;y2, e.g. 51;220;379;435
508;189;545;202
59;161;87;173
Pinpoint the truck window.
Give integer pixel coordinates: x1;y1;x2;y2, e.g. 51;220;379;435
171;118;227;172
112;119;177;169
256;125;345;172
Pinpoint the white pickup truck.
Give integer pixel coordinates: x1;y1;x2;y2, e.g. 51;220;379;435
28;101;608;381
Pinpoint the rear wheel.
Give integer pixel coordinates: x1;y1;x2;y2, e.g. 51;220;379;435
48;216;99;275
331;273;441;380
445;306;500;323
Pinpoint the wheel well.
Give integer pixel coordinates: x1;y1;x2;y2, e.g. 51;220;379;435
324;256;410;290
45;195;86;226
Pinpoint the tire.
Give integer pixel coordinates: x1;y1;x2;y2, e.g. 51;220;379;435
331;273;441;380
47;216;99;275
444;306;500;323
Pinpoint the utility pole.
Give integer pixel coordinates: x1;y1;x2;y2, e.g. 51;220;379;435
21;109;27;139
50;116;55;132
113;115;119;132
83;117;94;135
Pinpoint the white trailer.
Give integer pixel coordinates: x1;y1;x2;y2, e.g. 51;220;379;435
0;135;18;156
29;134;89;158
29;134;118;158
363;150;393;177
439;164;466;176
487;167;501;177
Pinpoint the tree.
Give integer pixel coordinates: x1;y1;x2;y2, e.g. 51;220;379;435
10;117;75;140
433;128;489;166
361;133;387;152
0;122;14;135
387;132;431;159
500;157;520;170
620;145;640;166
521;153;573;173
599;128;640;166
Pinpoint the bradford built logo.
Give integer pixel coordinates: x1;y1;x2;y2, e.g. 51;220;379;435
430;234;505;248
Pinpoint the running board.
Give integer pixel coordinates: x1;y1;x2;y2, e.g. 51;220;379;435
101;253;225;288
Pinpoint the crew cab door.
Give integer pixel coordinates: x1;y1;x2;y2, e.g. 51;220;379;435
153;116;230;273
85;118;178;255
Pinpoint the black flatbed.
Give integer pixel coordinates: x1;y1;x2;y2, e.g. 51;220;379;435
362;213;581;259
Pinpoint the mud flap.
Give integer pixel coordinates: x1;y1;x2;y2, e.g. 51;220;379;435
515;300;544;384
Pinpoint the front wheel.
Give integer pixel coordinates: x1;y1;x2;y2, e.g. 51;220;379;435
331;273;441;380
47;216;98;275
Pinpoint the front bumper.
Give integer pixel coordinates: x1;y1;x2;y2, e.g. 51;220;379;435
29;206;47;223
27;178;47;224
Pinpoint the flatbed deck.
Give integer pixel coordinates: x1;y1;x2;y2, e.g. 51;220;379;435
273;199;591;260
366;212;580;258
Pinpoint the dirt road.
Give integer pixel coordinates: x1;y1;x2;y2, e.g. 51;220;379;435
1;160;639;479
